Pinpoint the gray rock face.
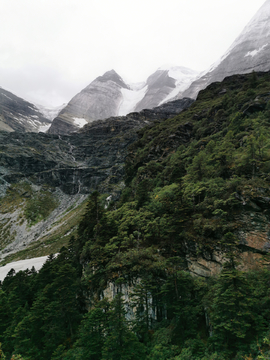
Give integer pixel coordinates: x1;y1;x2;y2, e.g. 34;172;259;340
181;0;270;99
134;70;176;112
48;67;197;135
0;88;51;132
0;97;193;196
48;70;129;135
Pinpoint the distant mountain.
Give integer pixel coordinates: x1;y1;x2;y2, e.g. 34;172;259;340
134;66;198;112
0;87;51;132
48;67;198;135
180;0;270;99
48;70;129;134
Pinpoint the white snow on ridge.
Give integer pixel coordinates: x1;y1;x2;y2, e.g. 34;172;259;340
158;66;199;105
73;117;88;128
245;44;268;57
118;85;148;116
39;124;51;133
129;82;146;91
35;103;66;121
0;255;50;282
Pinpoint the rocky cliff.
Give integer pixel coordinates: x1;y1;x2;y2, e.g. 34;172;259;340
134;66;198;112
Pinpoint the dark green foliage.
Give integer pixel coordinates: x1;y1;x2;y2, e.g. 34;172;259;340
2;72;270;359
24;190;58;226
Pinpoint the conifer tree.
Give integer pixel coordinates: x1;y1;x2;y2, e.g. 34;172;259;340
102;292;146;360
208;233;267;356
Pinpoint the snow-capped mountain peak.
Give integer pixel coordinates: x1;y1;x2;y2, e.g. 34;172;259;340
48;66;198;134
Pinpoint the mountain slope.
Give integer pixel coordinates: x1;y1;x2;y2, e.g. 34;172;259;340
0;87;51;132
48;67;197;135
48;70;129;134
0;98;192;263
2;71;270;271
2;71;270;360
181;0;270;99
123;71;270;276
134;66;198;112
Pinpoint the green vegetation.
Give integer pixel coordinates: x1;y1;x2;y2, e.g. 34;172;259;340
1;71;270;359
0;198;88;265
24;190;58;226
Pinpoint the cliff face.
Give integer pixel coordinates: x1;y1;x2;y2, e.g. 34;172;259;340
134;67;198;112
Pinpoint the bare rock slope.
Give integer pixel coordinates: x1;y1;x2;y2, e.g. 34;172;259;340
181;0;270;99
48;68;197;135
0;87;51;132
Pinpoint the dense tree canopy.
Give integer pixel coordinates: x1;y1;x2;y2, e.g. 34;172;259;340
1;72;270;359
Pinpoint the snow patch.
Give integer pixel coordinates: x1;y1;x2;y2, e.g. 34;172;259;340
158;66;199;105
35;103;66;120
159;65;199;77
0;256;50;281
245;44;268;57
39;124;51;133
129;82;146;91
73;117;88;128
118;86;148;116
105;195;112;209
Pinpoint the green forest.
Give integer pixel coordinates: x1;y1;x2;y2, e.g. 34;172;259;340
1;71;270;359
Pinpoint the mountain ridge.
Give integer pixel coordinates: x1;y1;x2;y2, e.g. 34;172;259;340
179;0;270;99
0;87;52;133
47;66;198;134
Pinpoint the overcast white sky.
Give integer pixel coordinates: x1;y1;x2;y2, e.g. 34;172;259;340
0;0;266;107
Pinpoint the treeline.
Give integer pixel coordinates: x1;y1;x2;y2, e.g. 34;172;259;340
2;71;270;359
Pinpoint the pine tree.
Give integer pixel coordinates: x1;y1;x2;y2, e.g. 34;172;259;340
102;292;146;360
208;233;267;356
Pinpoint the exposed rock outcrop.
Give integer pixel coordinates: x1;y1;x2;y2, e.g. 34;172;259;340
134;67;198;112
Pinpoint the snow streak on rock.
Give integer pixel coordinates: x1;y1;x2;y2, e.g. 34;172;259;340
118;85;148;115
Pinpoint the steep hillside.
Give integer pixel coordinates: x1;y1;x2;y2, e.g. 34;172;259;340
134;66;198;112
0;98;192;264
1;71;270;360
122;71;270;275
48;70;129;134
0;87;51;132
181;0;270;99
